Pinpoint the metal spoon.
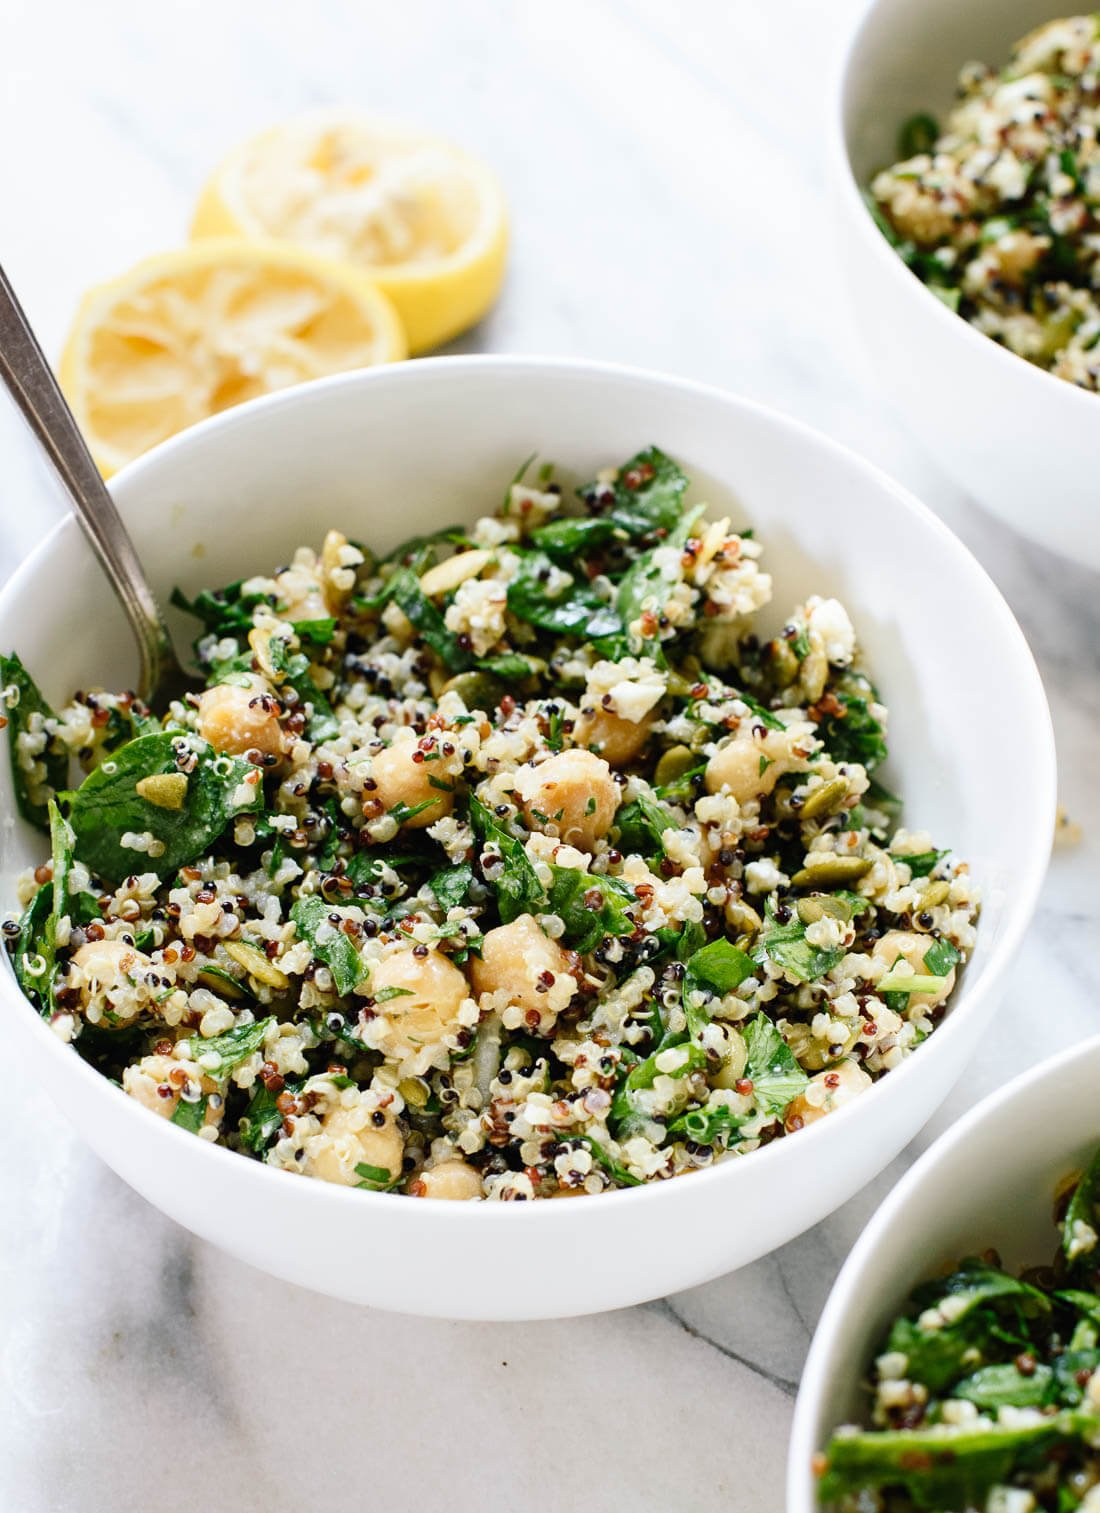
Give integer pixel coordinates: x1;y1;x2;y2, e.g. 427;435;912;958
0;262;188;708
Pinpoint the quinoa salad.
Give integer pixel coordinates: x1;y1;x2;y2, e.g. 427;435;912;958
0;448;978;1201
818;1143;1100;1512
869;16;1100;389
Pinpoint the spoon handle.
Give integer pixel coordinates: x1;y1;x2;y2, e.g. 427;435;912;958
0;262;177;703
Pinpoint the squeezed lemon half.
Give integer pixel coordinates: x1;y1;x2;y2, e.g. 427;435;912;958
191;111;508;353
59;239;405;474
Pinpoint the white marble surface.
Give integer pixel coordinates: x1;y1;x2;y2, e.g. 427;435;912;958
0;2;1097;1508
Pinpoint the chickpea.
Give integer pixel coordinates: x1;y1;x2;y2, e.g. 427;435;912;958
409;1160;484;1200
72;938;150;1017
574;707;652;768
981;230;1049;286
516;749;618;851
872;930;957;1010
369;729;454;830
197;677;286;760
123;1052;220;1127
784;1059;871;1132
705;727;794;806
308;1104;404;1187
368;948;469;1061
470;914;577;1029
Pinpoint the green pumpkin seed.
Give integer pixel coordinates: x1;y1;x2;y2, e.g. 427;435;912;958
726;898;762;939
798;775;850;820
791;855;872;888
920;879;951;908
796;893;857;925
767;639;800;688
440;670;507;711
654;745;698;786
196;963;253;1002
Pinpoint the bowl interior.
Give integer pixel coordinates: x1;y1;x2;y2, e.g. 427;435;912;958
843;0;1074;180
792;1037;1100;1504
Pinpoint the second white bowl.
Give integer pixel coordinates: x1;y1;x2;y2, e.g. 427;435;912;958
832;0;1100;568
788;1034;1100;1510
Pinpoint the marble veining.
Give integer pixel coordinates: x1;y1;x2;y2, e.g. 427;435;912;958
0;1;1097;1507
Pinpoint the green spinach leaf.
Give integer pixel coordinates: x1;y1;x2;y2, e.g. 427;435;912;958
579;446;690;537
0;652;68;829
429;861;475;913
290;896;366;996
616;789;679;858
755;902;845;985
267;635;340;742
506;553;621;640
681;937;755;1037
546;867;636;953
816;672;888;771
468;795;547;924
182;1016;274;1081
64;732;262;883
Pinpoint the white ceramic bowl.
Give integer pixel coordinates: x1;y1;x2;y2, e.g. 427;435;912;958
832;0;1100;569
788;1034;1100;1511
0;356;1056;1320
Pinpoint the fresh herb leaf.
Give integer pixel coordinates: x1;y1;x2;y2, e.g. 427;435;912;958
955;1361;1053;1410
468;795;547;925
292;618;337;645
898;112;939;158
616;789;679;858
733;690;785;731
819;1413;1085;1508
240;1077;299;1153
578;446;691;537
429;861;475;913
290;896;366;995
887;1267;1049;1394
184;1017;274;1081
0;652;68;829
546;867;636;953
892;848;947;877
609;1041;708;1133
681;938;755;1038
11;883;53;1012
170;579;273;639
654;761;707;805
64;732;262;883
562;1134;642;1188
816;672;888;771
374;985;413;1004
530;515;617;561
1065;1148;1100;1266
266;635;339;742
615;504;706;637
355;1160;398;1189
506;553;622;640
376;525;469;574
923;937;961;977
755;900;844;985
170;1096;209;1134
364;566;470;671
742;1012;808;1115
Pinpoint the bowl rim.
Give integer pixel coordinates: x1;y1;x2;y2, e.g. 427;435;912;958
0;353;1058;1225
785;1031;1100;1510
827;0;1100;414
